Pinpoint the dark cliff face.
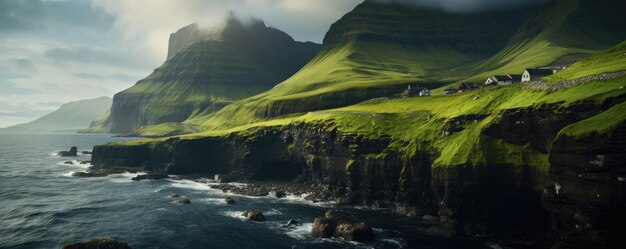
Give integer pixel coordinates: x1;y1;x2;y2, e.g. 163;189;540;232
543;125;626;248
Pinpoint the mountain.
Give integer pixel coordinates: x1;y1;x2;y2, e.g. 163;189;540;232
463;0;626;81
86;16;321;134
92;0;626;247
0;97;112;133
187;0;536;130
186;0;626;131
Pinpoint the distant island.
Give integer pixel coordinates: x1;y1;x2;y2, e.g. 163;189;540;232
0;96;111;133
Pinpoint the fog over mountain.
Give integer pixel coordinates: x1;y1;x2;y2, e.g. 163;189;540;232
374;0;546;12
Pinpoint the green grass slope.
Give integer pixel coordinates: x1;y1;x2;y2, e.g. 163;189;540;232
460;0;626;82
188;0;626;133
186;1;535;130
124;41;626;178
90;17;320;134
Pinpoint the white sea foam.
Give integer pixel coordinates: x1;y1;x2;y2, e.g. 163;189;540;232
169;179;216;192
381;238;405;248
264;209;283;216
198;197;229;205
221;210;246;220
228;182;247;188
285;222;313;240
278;193;336;207
62;171;76;177
108;172;141;183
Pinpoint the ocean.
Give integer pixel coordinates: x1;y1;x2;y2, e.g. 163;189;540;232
0;133;494;249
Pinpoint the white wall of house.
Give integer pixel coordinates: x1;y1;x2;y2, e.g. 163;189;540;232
498;80;513;86
522;71;532;82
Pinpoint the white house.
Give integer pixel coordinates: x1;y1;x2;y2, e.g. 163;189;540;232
522;68;554;82
485;75;514;86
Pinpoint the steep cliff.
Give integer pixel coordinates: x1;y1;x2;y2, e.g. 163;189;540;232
166;23;209;60
89;17;320;134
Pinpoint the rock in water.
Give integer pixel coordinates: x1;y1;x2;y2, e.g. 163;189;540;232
62;237;131;249
268;191;286;198
242;210;266;221
225;197;236;204
72;172;110;178
168;194;180;198
64;161;74;165
286;219;299;226
81;151;92;155
58;146;78;157
173;198;191;205
130;173;168;181
311;210;374;242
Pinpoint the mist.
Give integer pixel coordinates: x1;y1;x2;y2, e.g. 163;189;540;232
373;0;546;13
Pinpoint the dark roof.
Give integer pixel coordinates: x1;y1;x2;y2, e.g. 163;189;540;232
508;74;522;81
459;82;480;89
525;68;553;75
492;75;511;81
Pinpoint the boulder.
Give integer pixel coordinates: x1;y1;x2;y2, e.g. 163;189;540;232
286;219;300;226
81;151;92;155
225;197;236;205
64;161;75;165
173;198;191;205
130;173;168;181
58;146;78;157
72;172;110;178
242;210;266;221
62;237;131;249
311;210;374;242
269;191;286;198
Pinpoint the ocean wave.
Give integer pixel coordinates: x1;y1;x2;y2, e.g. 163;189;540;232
62;171;75;177
381;238;406;248
56;160;91;168
278;193;336;207
264;209;283;216
221;210;246;220
285;222;313;240
108;172;142;183
169;179;217;192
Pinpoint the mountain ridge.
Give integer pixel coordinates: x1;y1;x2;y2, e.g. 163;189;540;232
0;96;112;133
85;17;321;134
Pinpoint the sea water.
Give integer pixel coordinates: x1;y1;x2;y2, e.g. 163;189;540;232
0;133;494;249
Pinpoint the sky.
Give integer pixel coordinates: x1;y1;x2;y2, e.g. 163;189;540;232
0;0;362;128
0;0;545;128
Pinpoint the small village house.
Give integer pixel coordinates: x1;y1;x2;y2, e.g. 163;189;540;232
457;82;481;93
401;85;431;98
485;75;514;86
444;88;457;95
522;68;554;82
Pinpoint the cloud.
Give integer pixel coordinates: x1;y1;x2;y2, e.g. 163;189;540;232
42;45;159;72
0;0;114;33
7;58;37;74
0;0;365;127
374;0;545;13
